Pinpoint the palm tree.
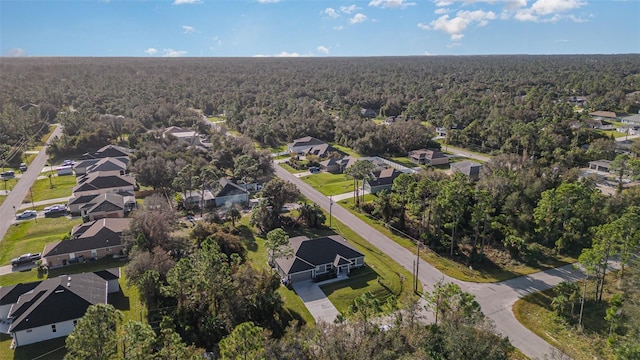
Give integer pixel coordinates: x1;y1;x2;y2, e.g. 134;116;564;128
227;205;241;228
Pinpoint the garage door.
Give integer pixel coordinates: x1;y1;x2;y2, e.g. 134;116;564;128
290;271;313;283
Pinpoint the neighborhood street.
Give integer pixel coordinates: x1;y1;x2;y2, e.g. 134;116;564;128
0;124;62;244
274;162;581;360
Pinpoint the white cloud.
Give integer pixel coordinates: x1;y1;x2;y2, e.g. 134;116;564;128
435;8;450;14
340;5;360;14
256;0;280;3
253;54;269;57
333;25;345;31
276;51;301;57
182;25;195;34
162;49;187;57
425;10;496;40
4;48;26;57
435;0;453;6
349;13;368;24
317;45;330;54
514;0;586;22
323;7;340;18
173;0;201;4
369;0;416;9
144;48;158;55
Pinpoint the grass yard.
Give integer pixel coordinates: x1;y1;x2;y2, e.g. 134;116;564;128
24;174;76;203
301;172;354;196
513;272;621;360
0;216;81;266
280;162;309;174
338;197;574;283
390;156;418;168
598;130;628;139
330;143;360;158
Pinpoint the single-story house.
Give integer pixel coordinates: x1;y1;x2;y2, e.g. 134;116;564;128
287;136;327;155
82;144;132;160
589;111;620;121
408;149;449;166
621;114;640;126
588;160;612;173
79;192;135;221
616;125;640;135
1;269;120;347
83;157;128;176
584;119;604;129
319;156;354;173
274;235;365;283
73;172;136;197
163;126;210;147
42;218;130;268
361;108;376;118
215;178;249;207
615;140;635;155
364;168;402;194
568;96;587;106
450;161;483;181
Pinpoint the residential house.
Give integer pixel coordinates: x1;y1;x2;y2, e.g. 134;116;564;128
215;178;249;207
364;168;402;194
274;235;365;283
589;111;620;121
621;114;640;126
182;189;216;210
361;108;376;118
83;144;132;160
588;160;612;173
584;119;604;129
79;192;135;221
616;125;640;135
42;218;130;268
56;165;73;176
450;161;483;181
72;172;136;197
287;136;329;155
83;157;128;176
1;270;120;347
568;96;587;106
408;149;449;166
319;156;354;173
163;126;200;145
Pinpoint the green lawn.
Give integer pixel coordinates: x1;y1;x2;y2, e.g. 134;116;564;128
0;217;81;266
330;143;360;158
301;172;354;196
598;130;628;139
24;174;76;203
390;156;418;168
338;197;574;283
513;272;621;360
1;177;18;193
280;162;309;174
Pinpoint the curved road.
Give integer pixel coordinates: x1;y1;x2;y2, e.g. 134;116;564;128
275;162;582;359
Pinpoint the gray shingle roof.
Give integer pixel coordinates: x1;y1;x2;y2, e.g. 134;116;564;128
276;235;364;275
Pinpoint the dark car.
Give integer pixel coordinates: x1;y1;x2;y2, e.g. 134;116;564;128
44;205;67;217
11;253;34;267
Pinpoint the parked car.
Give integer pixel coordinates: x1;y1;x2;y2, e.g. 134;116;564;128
44;205;67;217
19;163;27;171
62;159;74;166
11;253;36;266
309;166;321;174
16;210;37;220
1;171;15;179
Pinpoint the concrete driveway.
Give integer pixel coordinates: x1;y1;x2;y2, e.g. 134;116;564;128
0;263;36;276
292;280;339;324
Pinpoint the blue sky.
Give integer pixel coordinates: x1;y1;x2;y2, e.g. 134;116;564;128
1;0;638;57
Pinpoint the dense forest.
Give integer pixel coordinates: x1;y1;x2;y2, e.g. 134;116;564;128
2;55;640;359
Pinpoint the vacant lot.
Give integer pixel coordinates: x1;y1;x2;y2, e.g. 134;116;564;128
301;172;353;196
24;174;76;203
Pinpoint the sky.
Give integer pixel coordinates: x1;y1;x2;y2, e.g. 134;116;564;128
1;0;639;57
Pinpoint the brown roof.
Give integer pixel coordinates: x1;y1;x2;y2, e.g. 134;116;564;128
589;111;618;118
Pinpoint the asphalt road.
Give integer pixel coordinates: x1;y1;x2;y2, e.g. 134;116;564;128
443;144;492;162
274;162;583;359
0;124;62;245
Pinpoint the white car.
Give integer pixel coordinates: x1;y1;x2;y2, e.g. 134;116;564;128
16;210;37;219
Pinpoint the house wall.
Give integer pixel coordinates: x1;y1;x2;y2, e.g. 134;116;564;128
44;245;124;268
366;183;392;194
428;157;449;166
88;209;125;221
215;194;246;207
13;319;76;347
107;279;120;293
0;304;12;320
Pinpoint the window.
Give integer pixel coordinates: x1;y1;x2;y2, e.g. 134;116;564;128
73;320;78;326
26;329;32;333
51;324;57;333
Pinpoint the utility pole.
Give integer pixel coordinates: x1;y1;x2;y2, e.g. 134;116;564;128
329;194;333;228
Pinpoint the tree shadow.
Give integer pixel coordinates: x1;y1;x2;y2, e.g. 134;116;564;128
321;265;380;296
109;288;130;311
237;224;257;252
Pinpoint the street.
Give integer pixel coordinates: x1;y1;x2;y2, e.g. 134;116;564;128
274;162;581;359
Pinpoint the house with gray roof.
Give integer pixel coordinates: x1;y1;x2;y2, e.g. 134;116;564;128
621;114;640;126
83;144;131;160
364;168;402;194
73;172;136;197
450;161;483;181
275;235;364;283
409;149;449;166
287;136;339;158
42;218;130;268
215;178;249;207
79;192;135;221
0;269;119;346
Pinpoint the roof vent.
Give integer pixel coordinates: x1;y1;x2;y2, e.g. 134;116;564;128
67;276;71;281
67;282;71;287
55;289;64;293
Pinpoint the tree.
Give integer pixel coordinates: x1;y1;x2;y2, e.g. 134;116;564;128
298;202;326;228
610;154;640;193
250;200;278;235
260;178;300;213
392;173;416;229
126;194;179;253
436;173;471;256
65;304;121;360
119;320;156;360
345;160;376;206
265;228;292;266
219;321;266;360
372;190;395;223
426;281;483;327
348;291;382;334
227;205;241;228
155;317;200;360
234;155;260;204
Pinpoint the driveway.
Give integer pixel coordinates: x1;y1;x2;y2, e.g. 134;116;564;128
0;263;36;276
274;161;577;359
292;280;339;324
